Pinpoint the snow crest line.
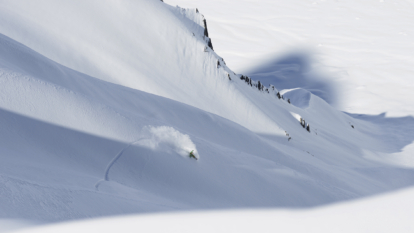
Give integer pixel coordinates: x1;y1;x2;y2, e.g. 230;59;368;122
95;138;144;191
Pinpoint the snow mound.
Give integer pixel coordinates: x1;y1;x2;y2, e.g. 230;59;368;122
0;0;286;136
13;186;414;233
1;0;414;225
139;126;199;159
282;88;311;109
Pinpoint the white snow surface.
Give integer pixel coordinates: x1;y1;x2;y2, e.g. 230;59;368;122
0;0;413;231
167;0;414;117
10;187;414;233
0;0;285;135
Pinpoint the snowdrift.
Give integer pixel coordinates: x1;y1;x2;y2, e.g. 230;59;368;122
0;0;413;226
282;88;311;109
12;187;414;233
0;0;284;135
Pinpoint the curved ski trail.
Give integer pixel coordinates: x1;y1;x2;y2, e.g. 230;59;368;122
95;139;144;190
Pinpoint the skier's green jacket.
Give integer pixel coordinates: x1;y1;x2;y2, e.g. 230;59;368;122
189;150;197;160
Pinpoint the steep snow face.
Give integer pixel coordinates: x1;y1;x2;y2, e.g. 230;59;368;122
1;0;414;225
169;6;214;50
0;0;283;135
166;0;414;117
0;33;295;221
1;30;414;223
282;88;311;109
164;0;414;173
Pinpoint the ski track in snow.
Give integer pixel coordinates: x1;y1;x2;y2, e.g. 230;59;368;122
0;0;414;228
95;139;145;190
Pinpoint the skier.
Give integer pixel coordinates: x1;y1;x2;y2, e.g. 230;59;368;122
189;150;198;160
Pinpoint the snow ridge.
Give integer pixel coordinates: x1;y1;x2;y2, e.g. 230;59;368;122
168;5;214;50
1;0;414;226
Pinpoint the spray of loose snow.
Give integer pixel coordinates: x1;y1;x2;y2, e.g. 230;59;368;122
139;126;199;159
95;125;199;190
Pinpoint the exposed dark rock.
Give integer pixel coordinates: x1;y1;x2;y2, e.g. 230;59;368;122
203;19;209;37
206;38;214;50
203;18;214;50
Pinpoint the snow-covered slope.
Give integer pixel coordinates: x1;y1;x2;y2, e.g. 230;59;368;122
0;0;413;228
167;0;414;117
0;0;282;135
12;187;414;233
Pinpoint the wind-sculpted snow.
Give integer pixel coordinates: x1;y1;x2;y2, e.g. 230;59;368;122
168;5;213;50
0;0;283;135
12;187;414;233
167;0;414;117
244;52;339;107
0;0;414;227
282;88;311;109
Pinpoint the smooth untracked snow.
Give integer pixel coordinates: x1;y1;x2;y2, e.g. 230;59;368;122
166;0;414;117
0;0;413;230
0;0;285;135
11;187;414;233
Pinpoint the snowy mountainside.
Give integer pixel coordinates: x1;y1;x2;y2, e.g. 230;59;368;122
12;186;414;233
166;0;414;117
0;0;413;226
0;0;282;135
168;5;214;50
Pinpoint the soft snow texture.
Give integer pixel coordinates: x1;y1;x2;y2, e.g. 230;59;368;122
283;88;311;109
0;0;285;136
0;0;413;230
11;187;414;233
139;126;199;159
166;0;414;117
